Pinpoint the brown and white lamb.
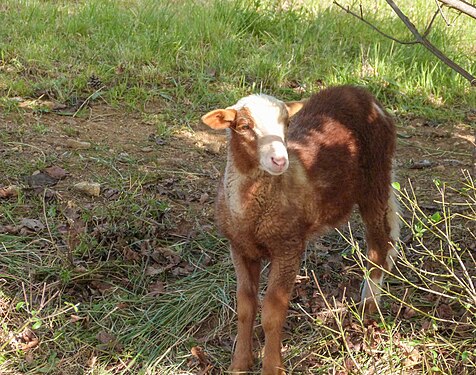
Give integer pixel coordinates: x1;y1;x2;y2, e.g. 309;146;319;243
201;85;399;375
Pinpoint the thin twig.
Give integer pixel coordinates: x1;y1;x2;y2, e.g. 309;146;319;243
434;0;451;26
422;8;443;38
437;0;476;19
73;86;106;117
333;1;418;45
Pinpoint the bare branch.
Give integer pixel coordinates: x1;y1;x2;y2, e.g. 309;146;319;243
385;0;476;86
422;9;442;38
434;0;451;26
334;1;476;86
437;0;476;19
333;1;418;45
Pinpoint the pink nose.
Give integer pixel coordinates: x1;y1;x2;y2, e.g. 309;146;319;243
271;156;287;169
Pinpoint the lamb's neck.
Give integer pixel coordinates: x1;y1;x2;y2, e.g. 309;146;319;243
223;154;305;218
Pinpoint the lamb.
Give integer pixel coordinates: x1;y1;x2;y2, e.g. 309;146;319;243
201;85;399;375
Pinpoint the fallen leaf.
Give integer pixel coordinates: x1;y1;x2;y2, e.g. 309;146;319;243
24;351;34;364
21;218;45;232
437;303;454;320
421;320;432;332
25;172;57;188
43;165;68;180
191;346;210;368
123;246;141;262
96;330;116;345
0;185;19;198
103;188;120;200
150;247;181;265
0;225;19;234
70;314;85;323
96;330;123;351
90;280;113;294
147;281;165;296
344;357;356;372
400;342;421;367
145;264;167;276
21;338;39;351
403;307;417;319
199;193;209;204
171;264;194;277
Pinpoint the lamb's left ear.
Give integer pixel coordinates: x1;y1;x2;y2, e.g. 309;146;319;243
285;100;307;117
201;109;237;130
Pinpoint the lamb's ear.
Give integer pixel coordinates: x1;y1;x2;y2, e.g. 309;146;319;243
285;100;307;117
201;109;237;129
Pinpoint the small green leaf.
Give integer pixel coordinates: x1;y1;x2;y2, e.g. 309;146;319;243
433;178;441;187
15;301;25;311
461;350;470;361
392;182;401;191
32;319;42;330
64;302;79;313
430;212;441;222
90;90;103;100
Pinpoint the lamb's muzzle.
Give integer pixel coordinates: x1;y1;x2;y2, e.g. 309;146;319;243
259;135;289;175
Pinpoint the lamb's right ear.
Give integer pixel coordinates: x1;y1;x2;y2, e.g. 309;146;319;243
285;100;307;117
201;109;237;129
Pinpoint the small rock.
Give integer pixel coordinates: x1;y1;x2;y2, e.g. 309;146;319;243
409;159;433;169
205;142;222;155
141;146;154;153
434;165;445;172
74;182;101;197
148;133;166;145
64;139;91;150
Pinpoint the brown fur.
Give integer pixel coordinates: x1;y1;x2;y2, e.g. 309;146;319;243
206;85;397;375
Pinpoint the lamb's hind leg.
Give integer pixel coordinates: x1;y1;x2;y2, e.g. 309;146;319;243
360;187;400;313
229;251;261;372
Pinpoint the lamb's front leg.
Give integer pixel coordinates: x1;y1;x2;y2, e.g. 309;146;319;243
229;250;261;373
261;254;301;375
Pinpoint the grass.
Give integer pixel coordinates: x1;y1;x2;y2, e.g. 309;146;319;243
1;0;475;119
0;0;475;374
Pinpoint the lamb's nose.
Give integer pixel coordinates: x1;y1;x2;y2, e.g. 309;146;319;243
271;156;287;168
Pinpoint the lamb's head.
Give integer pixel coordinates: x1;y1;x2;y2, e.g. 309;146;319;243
202;94;305;175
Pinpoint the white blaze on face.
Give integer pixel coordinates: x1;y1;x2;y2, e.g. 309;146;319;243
231;94;289;175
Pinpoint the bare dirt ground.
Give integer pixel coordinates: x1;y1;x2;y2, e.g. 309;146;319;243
2;102;473;216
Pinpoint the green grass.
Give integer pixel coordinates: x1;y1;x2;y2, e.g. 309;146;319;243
1;0;475;119
1;0;475;374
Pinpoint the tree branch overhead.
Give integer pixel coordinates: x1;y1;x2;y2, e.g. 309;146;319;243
334;0;476;86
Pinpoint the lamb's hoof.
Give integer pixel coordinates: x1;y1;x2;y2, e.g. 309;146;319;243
360;297;378;316
229;357;253;373
262;363;286;375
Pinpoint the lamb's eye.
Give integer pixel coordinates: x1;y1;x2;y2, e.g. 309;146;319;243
237;121;251;131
